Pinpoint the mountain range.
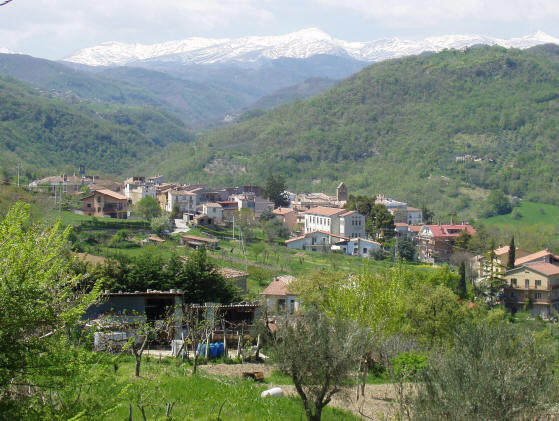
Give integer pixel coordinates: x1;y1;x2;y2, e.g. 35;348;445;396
64;28;559;67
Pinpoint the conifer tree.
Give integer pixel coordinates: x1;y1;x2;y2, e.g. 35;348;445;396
507;236;516;269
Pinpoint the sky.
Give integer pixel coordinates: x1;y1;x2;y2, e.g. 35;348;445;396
1;0;559;60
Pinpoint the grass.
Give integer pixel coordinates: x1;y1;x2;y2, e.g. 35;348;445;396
80;354;359;421
482;201;559;227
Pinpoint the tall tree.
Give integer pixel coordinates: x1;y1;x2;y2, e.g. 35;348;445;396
0;202;100;407
135;195;162;220
272;308;372;421
507;235;516;269
263;174;289;208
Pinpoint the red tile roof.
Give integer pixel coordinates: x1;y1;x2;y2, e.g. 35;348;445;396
305;206;346;216
424;224;475;238
180;234;219;244
94;188;127;201
494;245;512;256
523;262;559;276
340;210;357;217
395;222;409;227
261;275;297;296
515;250;555;266
406;206;421;212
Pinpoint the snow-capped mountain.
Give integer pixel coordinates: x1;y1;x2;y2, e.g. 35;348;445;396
0;47;18;54
64;28;559;67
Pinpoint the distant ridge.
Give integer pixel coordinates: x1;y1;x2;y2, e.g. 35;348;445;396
64;28;559;67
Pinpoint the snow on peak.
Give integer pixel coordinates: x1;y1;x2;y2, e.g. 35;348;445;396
0;47;19;54
64;29;559;67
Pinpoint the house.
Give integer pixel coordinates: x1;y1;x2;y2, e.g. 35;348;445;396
80;189;129;219
192;214;214;226
406;207;423;225
217;201;239;223
336;182;348;202
417;223;476;263
285;231;349;252
332;237;382;257
218;268;249;293
123;176;157;205
261;275;300;314
515;250;559;267
272;207;298;230
179;234;219;249
503;263;559;317
229;193;274;216
166;189;199;216
394;222;411;238
202;203;223;224
304;206;366;239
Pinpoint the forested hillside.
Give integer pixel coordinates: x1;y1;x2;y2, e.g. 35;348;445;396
0;74;193;177
149;45;559;214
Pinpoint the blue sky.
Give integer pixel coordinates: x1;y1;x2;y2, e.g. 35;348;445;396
1;0;558;59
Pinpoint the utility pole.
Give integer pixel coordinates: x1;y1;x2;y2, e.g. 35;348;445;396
16;163;20;187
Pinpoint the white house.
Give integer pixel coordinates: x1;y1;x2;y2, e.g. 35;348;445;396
406;207;423;225
333;237;382;257
261;275;300;314
202;202;223;224
304;206;365;239
285;231;349;252
166;190;198;216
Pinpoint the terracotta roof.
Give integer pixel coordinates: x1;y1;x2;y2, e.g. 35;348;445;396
523;262;559;276
395;222;409;227
94;189;127;201
261;275;297;296
285;234;307;243
273;207;295;215
204;202;222;208
340;210;357;217
409;225;422;232
218;268;249;279
305;206;346;216
147;236;165;243
406;206;421;212
423;224;475;238
515;250;555;266
494;245;512;256
170;190;196;196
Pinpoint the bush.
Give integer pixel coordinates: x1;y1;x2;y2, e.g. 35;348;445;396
391;352;427;379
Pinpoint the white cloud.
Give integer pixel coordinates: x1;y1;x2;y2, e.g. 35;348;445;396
313;0;559;25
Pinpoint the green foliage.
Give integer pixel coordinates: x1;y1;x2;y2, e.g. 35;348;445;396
346;195;395;240
0;73;193;176
0;202;100;413
411;321;557;421
391;352;428;379
507;235;516;269
482;189;512;217
262;218;290;242
135;196;162;220
150;215;171;234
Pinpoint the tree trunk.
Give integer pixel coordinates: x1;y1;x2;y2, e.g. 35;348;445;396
192;340;198;375
135;354;141;377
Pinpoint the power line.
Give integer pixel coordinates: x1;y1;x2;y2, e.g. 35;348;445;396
0;0;15;6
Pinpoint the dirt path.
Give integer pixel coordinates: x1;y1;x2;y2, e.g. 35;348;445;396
199;363;397;419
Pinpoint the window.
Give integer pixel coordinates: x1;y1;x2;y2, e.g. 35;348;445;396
525;279;529;288
511;278;517;287
363;247;368;254
87;203;91;208
535;280;542;287
535;292;542;299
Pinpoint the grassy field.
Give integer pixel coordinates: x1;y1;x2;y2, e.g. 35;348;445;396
81;355;359;421
482;201;559;227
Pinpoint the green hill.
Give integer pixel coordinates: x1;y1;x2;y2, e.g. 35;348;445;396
149;45;559;215
0;74;193;177
482;201;559;227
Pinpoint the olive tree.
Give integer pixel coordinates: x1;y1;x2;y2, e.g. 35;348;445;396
410;321;557;421
272;308;372;421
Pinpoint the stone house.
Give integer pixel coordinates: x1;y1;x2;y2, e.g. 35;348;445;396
80;189;129;219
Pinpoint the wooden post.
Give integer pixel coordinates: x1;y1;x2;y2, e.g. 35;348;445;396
223;327;227;358
255;334;261;359
205;336;210;359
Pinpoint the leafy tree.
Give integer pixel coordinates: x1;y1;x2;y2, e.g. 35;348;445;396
0;202;100;410
135;196;161;220
258;208;276;222
482;190;512;217
345;196;395;240
174;248;238;304
454;230;472;252
395;236;416;262
421;205;434;224
262;218;290;242
263;174;289;208
150;215;171;234
507;235;516;269
272;308;372;421
170;202;180;220
411;321;557;421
